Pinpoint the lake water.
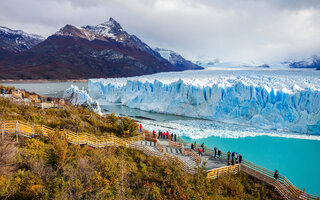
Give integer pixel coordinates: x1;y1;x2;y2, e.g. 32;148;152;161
2;82;320;195
1;82;88;98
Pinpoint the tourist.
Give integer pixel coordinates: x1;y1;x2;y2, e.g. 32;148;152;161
227;150;231;161
214;147;217;157
174;134;177;142
231;152;235;163
201;143;205;152
198;148;202;156
152;130;156;138
171;133;173;141
191;143;194;150
235;153;238;163
166;131;169;139
239;154;242;164
217;149;221;158
158;131;161;139
139;124;142;132
274;170;279;180
194;141;197;149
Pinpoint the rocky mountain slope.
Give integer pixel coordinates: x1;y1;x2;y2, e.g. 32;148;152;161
0;26;44;53
154;48;202;70
286;55;320;69
0;18;203;80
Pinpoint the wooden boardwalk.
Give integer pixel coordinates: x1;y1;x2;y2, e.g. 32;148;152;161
0;120;319;200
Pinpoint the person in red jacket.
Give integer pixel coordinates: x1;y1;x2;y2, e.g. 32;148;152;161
139;124;142;132
166;131;169;139
152;130;156;138
198;148;202;156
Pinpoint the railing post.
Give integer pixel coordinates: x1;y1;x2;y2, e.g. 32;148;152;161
86;135;88;146
1;124;4;141
15;121;18;142
32;125;34;138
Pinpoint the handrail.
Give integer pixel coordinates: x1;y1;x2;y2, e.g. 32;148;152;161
0;120;144;148
156;141;164;153
168;140;202;163
207;164;240;179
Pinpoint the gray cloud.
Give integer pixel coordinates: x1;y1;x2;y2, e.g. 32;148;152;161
1;0;320;63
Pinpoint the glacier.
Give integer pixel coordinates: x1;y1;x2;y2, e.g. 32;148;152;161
88;68;320;135
63;85;102;115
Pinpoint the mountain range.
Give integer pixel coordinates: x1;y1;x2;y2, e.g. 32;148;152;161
0;18;202;80
285;55;320;70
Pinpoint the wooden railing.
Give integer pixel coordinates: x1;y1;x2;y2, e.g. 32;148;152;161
240;160;319;200
182;148;202;163
156;141;164;153
207;164;240;179
1;120;144;148
129;143;197;174
168;140;202;163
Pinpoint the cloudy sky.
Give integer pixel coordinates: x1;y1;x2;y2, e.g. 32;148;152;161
1;0;320;63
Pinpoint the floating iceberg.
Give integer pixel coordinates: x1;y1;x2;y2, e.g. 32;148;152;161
88;69;320;135
63;85;102;114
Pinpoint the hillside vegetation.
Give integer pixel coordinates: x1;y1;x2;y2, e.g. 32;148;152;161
0;96;282;199
0;97;138;138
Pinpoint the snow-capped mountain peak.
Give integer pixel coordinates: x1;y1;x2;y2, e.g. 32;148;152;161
55;24;98;41
0;26;45;52
85;18;126;41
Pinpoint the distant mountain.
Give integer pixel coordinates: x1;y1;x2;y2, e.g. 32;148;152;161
0;18;203;80
193;56;219;67
286;55;320;69
256;64;270;68
0;26;44;53
154;48;202;70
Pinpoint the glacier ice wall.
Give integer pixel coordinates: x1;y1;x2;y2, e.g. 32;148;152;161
63;85;102;115
88;70;320;135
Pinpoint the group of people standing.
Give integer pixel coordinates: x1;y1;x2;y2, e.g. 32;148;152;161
227;151;243;165
190;141;244;165
155;130;177;141
190;141;206;156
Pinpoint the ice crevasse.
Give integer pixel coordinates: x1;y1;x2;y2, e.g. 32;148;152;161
88;70;320;135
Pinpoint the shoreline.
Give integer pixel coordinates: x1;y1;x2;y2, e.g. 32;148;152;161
0;79;88;83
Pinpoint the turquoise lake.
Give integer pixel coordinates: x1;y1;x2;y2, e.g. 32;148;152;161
181;135;320;195
2;82;320;195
